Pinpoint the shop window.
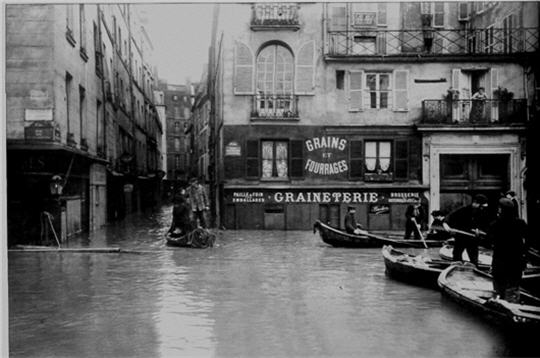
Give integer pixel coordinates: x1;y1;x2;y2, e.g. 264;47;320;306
262;141;288;179
365;141;392;181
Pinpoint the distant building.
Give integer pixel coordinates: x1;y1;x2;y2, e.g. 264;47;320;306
205;2;538;230
6;4;162;245
158;81;192;195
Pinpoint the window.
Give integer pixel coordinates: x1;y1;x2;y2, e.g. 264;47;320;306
366;73;390;109
173;95;178;101
79;5;86;51
79;86;86;144
175;122;180;133
377;3;387;26
484;26;494;53
174;107;181;118
365;141;391;174
65;72;73;135
174;138;180;151
503;14;517;53
433;2;444;27
336;70;345;90
262;141;288;179
175;154;181;167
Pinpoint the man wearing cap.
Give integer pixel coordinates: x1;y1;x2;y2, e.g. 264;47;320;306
187;177;210;228
488;198;528;302
403;197;424;240
344;206;365;235
446;194;491;266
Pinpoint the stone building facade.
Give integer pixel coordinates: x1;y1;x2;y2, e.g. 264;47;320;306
205;2;538;231
6;4;162;245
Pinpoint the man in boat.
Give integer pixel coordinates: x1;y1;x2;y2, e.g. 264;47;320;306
427;210;451;241
488;198;528;302
403;197;424;240
446;194;491;266
168;190;193;237
187;176;210;228
344;206;366;235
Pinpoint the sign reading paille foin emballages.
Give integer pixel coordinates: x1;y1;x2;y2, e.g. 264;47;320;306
304;136;348;176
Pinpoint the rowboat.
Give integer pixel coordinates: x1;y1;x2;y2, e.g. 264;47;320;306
313;220;445;248
166;228;216;248
438;264;540;326
439;243;493;266
382;245;451;288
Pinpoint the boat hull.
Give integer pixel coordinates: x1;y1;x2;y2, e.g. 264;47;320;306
314;221;444;248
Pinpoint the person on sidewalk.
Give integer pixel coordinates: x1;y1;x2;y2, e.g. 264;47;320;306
187;177;210;228
403;197;423;240
446;194;491;266
488;198;528;302
344;206;365;235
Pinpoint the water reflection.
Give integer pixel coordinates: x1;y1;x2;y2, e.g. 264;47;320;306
8;206;539;357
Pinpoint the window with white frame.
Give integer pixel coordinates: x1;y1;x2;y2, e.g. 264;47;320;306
261;141;288;179
366;73;391;109
365;141;392;174
420;2;444;27
503;14;516;53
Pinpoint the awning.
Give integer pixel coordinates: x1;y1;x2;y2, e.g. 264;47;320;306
7;140;109;164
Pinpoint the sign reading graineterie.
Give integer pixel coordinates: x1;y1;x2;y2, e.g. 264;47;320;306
227;190;422;204
304;136;348;177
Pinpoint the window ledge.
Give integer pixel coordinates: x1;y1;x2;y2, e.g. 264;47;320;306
66;29;76;47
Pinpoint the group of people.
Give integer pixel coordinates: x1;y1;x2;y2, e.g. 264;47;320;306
168;177;210;237
345;190;529;302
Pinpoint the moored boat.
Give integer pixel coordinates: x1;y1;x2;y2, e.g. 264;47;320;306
439;243;493;266
382;245;449;288
166;228;216;248
438;264;540;326
313;220;445;248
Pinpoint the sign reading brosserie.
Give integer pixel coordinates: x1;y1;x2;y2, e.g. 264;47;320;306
304;136;348;176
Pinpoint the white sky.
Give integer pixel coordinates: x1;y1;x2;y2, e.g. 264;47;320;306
139;3;214;86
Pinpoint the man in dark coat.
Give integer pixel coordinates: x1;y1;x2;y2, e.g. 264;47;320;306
344;206;364;235
403;197;423;240
446;194;491;266
427;210;451;241
168;190;193;237
488;198;528;302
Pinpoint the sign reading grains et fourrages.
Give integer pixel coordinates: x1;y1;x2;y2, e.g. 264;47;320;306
304;136;349;176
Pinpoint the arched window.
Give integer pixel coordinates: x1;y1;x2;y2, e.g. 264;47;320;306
255;44;294;117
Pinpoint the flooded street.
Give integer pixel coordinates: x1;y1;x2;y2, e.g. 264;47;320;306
8;206;539;357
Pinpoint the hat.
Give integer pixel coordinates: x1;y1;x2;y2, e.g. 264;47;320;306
348;206;356;211
473;194;488;204
498;197;514;209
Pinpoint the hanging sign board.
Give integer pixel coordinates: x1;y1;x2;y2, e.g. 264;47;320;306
225;141;241;156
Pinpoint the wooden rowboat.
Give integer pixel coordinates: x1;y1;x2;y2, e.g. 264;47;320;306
166;233;191;247
166;228;216;248
382;245;450;288
313;220;445;248
438;264;540;326
439;243;493;266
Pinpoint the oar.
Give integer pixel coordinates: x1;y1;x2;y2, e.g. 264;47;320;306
430;225;486;238
412;218;428;249
356;230;423;248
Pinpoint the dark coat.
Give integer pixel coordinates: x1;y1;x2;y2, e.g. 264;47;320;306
447;205;490;234
169;201;192;234
344;213;358;234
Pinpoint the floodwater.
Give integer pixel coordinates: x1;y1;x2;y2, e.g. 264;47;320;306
8;206;539;357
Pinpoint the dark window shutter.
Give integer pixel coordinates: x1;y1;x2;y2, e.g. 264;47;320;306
409;138;422;180
349;140;363;179
234;42;254;94
290;140;304;178
295;41;315;95
246;140;259;178
394;140;409;180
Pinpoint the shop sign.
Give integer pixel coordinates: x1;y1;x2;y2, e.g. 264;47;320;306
225;141;241;156
24;121;59;141
304;136;348;176
352;12;376;27
227;190;424;205
25;108;53;121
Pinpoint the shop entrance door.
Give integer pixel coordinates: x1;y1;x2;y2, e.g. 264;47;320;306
439;154;509;217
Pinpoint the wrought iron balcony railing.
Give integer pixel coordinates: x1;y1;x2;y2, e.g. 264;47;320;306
251;3;300;31
326;28;539;57
421;99;527;125
251;94;299;121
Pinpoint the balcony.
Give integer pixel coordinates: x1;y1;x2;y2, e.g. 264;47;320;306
250;94;299;121
325;28;539;58
251;3;300;31
421;99;527;126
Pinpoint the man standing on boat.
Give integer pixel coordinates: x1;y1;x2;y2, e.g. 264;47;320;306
446;194;491;266
344;206;365;235
488;198;528;302
187;177;210;228
403;197;424;240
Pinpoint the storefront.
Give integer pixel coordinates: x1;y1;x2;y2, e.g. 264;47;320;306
223;187;428;230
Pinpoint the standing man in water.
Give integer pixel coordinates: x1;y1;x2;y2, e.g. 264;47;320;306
403;197;423;240
187;177;210;228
